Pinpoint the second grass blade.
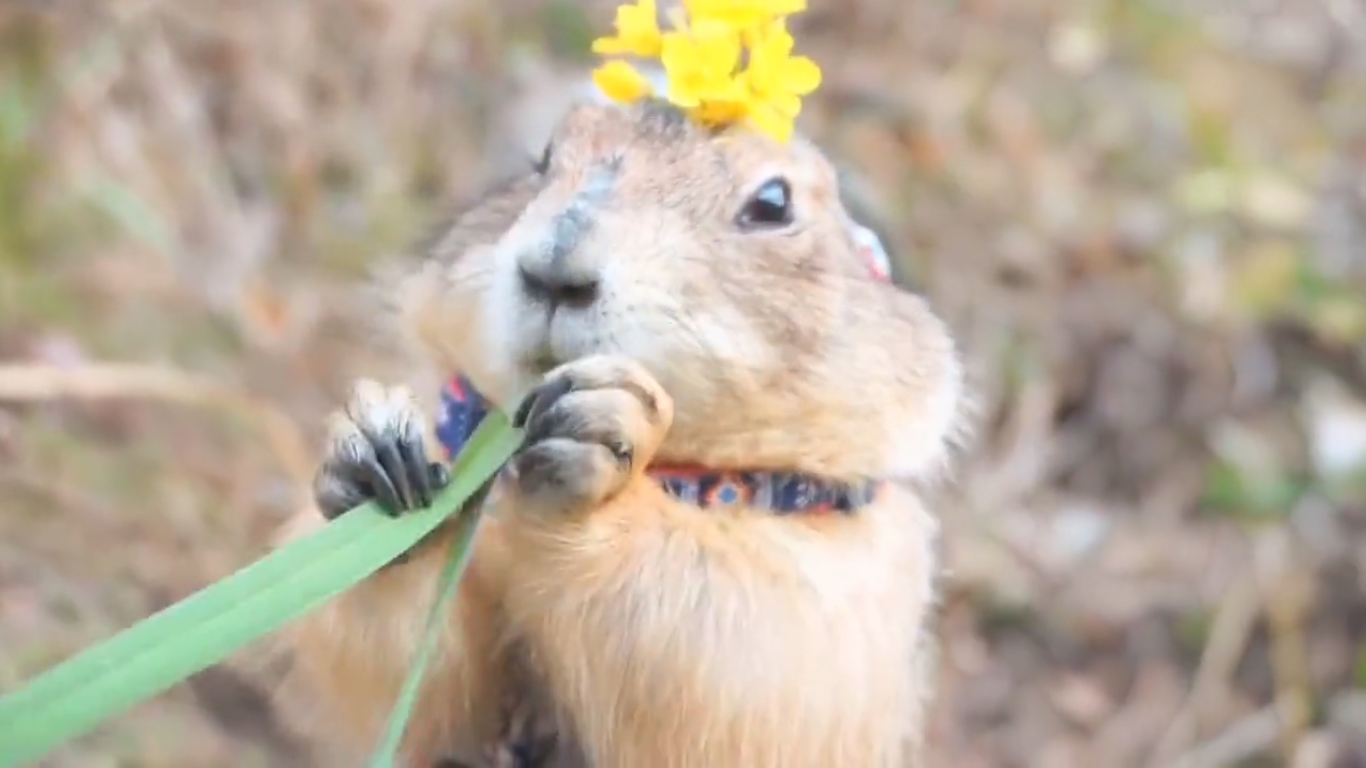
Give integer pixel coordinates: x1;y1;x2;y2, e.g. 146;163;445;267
0;411;522;768
367;487;489;768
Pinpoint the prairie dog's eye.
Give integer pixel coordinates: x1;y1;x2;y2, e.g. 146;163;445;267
736;177;793;230
532;141;553;175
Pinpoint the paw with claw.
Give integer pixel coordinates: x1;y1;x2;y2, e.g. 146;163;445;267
509;355;673;516
313;380;449;520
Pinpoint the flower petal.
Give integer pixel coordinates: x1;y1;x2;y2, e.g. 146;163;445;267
690;19;743;75
779;57;822;94
693;97;750;127
591;36;630;55
598;0;661;57
617;0;657;30
631;36;664;57
767;92;802;118
700;78;750;103
659;36;699;89
746;103;793;144
668;86;703;108
618;7;651;35
760;22;795;59
593;61;654;104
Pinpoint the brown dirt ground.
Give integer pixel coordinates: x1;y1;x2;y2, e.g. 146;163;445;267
3;1;1366;766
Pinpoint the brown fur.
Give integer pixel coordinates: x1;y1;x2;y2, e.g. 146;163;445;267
271;99;967;767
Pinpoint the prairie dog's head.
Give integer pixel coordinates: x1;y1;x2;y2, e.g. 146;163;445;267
415;99;964;482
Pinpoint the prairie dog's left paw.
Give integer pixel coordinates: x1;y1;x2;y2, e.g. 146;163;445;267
509;355;673;516
313;379;448;521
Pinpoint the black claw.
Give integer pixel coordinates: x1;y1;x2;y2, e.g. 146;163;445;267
524;399;578;446
512;388;540;429
607;440;632;465
400;435;433;508
513;376;576;429
513;444;560;495
316;468;368;520
375;439;415;511
354;452;404;515
427;462;451;491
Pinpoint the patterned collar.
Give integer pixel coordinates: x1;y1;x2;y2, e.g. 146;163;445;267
435;375;880;516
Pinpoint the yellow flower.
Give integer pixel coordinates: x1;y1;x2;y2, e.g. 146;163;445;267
735;19;822;141
742;19;821;116
590;0;823;143
683;0;807;29
592;60;656;104
658;19;744;109
691;98;752;128
592;0;664;58
742;102;794;143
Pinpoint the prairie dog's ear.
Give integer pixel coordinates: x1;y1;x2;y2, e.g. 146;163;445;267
836;169;904;288
788;133;905;289
847;215;894;284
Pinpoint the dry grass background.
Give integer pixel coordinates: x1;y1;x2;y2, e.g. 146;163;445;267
2;0;1366;765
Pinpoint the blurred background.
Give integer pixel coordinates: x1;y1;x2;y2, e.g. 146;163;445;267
2;0;1366;766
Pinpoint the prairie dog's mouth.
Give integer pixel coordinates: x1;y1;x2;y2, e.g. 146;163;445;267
518;306;602;375
526;349;561;375
510;301;560;374
518;315;566;375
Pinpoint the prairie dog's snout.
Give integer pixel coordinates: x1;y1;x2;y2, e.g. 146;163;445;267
515;163;618;312
517;239;601;310
493;158;630;383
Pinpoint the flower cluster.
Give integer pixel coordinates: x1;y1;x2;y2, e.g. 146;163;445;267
590;0;822;144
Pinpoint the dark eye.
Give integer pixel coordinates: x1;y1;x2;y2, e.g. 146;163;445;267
532;141;553;175
736;177;793;230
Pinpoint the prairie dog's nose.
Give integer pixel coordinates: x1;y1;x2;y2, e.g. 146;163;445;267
519;169;614;308
518;260;600;309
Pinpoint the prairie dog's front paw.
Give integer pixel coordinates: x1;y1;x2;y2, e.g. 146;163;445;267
312;379;449;520
509;355;673;515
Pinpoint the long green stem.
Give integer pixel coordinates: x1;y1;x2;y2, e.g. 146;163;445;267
0;412;522;768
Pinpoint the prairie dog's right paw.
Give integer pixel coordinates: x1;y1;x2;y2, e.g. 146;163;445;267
507;355;673;516
312;380;449;520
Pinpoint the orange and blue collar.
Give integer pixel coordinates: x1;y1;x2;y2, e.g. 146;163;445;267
436;376;879;516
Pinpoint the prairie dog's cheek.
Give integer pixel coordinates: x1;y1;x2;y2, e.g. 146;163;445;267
473;245;546;400
604;290;777;398
881;325;967;481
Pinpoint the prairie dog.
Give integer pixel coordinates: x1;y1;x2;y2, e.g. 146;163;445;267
272;98;967;768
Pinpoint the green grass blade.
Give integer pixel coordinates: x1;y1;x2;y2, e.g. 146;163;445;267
368;493;488;768
366;405;524;765
0;495;374;714
0;412;522;768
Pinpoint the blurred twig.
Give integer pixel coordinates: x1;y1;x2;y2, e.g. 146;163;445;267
0;363;313;491
1169;704;1284;768
1260;532;1316;763
1149;558;1262;766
